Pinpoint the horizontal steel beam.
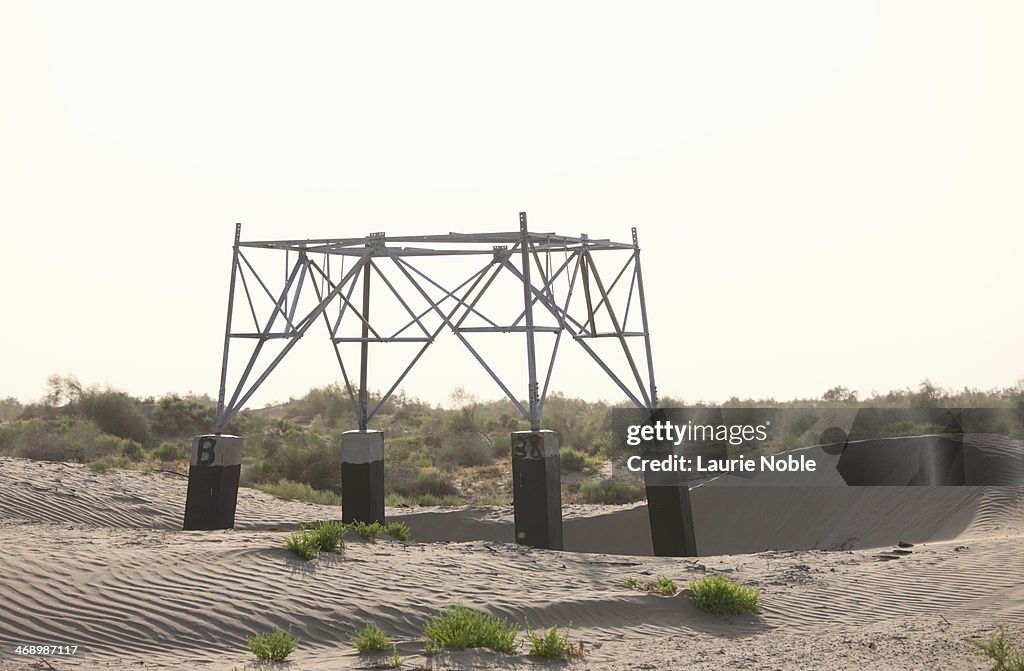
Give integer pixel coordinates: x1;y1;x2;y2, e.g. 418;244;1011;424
456;326;562;333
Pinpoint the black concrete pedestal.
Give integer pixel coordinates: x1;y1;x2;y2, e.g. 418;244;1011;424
642;425;698;557
341;430;385;525
511;430;562;550
183;434;243;531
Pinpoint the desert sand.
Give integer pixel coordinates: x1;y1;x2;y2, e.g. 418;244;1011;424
0;444;1022;670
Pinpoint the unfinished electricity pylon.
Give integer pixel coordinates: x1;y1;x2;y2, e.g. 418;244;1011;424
182;212;695;556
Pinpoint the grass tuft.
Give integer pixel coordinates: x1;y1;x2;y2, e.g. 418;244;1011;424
245;626;299;662
579;478;643;504
350;623;392;653
314;519;346;552
626;575;677;595
350;520;385;542
649;575;677;596
389;643;405;668
423;605;517;654
972;627;1024;671
283;529;319;560
523;620;573;659
385;521;411;541
689;574;762;615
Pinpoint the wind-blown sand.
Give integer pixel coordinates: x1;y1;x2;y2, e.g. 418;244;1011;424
0;448;1022;670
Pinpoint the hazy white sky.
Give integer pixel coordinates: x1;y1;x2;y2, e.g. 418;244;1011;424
2;1;1022;410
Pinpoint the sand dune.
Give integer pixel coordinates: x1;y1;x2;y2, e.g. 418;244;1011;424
1;454;1023;669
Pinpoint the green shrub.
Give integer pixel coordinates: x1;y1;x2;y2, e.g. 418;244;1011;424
972;627;1024;671
438;434;494;467
10;417;134;463
245;626;299;662
423;605;517;654
151;394;215;437
645;576;677;596
349;520;384;542
75;390;150;444
385;521;411;541
283;530;319;560
315;520;346;552
625;577;639;589
579;478;643;504
689;574;762;615
255;479;340;506
350;623;391;653
153;441;186;462
389;643;404;668
121;440;144;462
386;463;459;503
524;621;572;659
559;447;600;473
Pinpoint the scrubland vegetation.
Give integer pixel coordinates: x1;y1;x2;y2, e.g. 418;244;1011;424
3;375;1024;508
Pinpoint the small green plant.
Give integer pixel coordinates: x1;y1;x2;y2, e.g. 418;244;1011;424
350;520;385;542
315;519;346;552
283;529;319;560
385;521;411;541
524;620;572;659
689;574;762;615
971;627;1024;671
423;605;517;654
579;478;643;504
625;577;639;589
350;622;392;653
647;575;677;596
245;626;299;662
389;643;405;668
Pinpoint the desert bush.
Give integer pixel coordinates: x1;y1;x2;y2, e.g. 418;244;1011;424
580;478;643;504
283;530;319;560
153;441;187;462
150;394;215;437
74;389;150;444
385;521;411;541
438;434;494;467
972;627;1024;671
0;397;23;423
524;621;573;659
245;626;299;662
350;623;392;653
283;383;355;426
9;417;135;463
251;426;341;492
423;605;517;654
689;574;762;615
121;440;144;462
387;464;458;502
255;479;340;506
559;447;600;473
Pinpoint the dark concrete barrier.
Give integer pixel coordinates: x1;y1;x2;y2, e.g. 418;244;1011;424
183;434;242;530
341;430;385;525
511;430;562;550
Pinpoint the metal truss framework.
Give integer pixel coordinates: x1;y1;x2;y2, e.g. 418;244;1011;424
215;213;658;431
